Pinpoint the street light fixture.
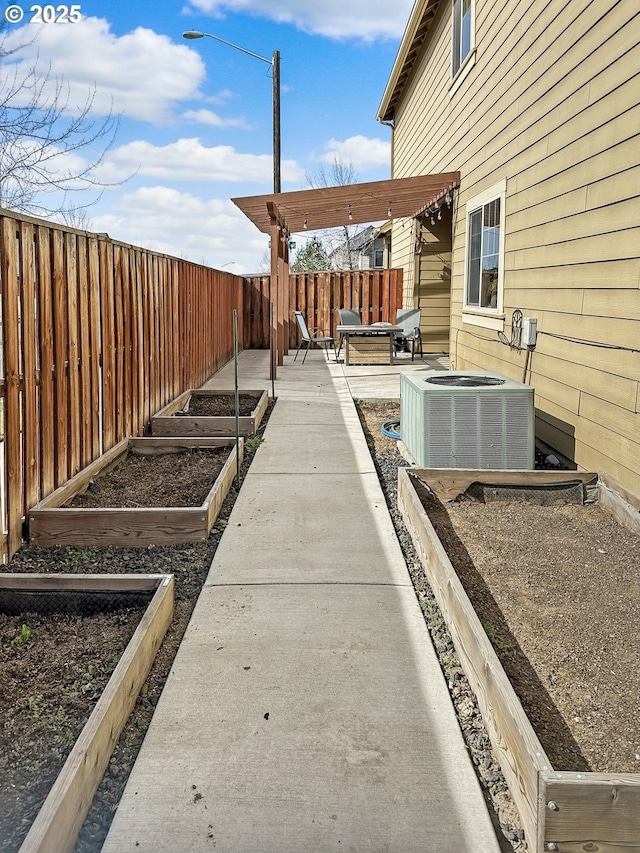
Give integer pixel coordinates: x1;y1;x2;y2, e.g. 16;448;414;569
182;30;281;194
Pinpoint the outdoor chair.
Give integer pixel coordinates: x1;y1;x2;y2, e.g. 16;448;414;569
336;308;362;358
293;310;336;363
394;308;423;360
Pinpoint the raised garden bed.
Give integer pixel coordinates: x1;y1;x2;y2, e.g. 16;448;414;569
0;572;173;853
398;467;640;853
151;389;268;437
28;436;243;547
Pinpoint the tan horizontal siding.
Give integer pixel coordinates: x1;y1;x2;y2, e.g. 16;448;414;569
498;259;640;290
450;332;528;376
573;443;640;494
507;198;640;250
579;393;640;448
504;226;640;269
451;316;640;392
393;1;635;182
509;165;639;221
540;312;639;351
582;288;640;319
496;288;640;321
389;0;640;490
534;335;639;389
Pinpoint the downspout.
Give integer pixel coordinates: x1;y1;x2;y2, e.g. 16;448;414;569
377;118;395;179
377;116;398;281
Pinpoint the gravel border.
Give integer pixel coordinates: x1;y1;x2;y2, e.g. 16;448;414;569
357;405;529;853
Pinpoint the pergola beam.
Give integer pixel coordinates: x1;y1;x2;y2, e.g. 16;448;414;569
232;171;460;381
232;172;460;235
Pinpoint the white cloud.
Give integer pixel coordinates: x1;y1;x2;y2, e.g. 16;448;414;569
186;0;412;41
182;109;249;128
1;17;205;122
92;186;268;272
319;136;391;171
97;137;305;183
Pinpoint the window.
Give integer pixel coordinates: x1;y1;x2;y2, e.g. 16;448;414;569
374;249;384;268
464;182;506;315
452;0;473;77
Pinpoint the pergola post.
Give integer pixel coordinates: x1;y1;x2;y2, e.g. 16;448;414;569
267;203;290;379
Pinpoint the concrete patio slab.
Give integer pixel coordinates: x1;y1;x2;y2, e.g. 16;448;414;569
249;420;375;474
265;398;361;428
206;471;408;586
102;583;500;853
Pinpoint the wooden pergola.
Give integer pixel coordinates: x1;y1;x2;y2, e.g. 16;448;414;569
232;171;460;378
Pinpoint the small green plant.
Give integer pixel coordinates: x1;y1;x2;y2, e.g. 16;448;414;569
482;621;514;657
27;694;44;719
11;624;32;646
69;663;96;694
52;708;75;749
245;435;264;450
352;397;365;406
62;547;99;569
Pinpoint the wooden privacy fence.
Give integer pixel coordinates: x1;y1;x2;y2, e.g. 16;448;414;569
1;210;402;565
0;209;243;562
243;269;403;350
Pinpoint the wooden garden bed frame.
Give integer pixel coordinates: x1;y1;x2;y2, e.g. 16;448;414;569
0;572;174;853
28;436;243;547
398;467;640;853
151;389;269;437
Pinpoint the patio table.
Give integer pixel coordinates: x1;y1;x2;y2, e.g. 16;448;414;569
336;324;403;366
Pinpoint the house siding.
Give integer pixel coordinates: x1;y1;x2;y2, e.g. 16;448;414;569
388;0;640;493
416;219;452;351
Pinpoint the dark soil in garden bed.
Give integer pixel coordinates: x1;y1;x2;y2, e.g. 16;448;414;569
67;448;230;509
416;484;640;775
1;402;273;853
357;400;640;851
0;607;145;852
180;393;261;418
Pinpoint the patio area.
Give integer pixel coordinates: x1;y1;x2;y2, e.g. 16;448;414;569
202;345;450;399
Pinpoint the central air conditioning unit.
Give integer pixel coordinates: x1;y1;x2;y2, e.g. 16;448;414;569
400;370;535;469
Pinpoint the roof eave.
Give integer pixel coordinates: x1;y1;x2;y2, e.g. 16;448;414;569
376;0;442;125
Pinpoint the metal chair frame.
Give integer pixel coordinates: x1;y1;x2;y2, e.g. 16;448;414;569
336;308;362;359
394;308;424;360
293;310;336;363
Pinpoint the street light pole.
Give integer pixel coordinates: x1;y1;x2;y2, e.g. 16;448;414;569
183;30;280;193
272;49;280;194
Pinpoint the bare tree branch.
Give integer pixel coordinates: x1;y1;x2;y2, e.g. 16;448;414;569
0;26;129;221
304;158;374;270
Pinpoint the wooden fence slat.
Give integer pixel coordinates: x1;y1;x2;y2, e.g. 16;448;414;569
37;227;55;498
170;259;180;401
87;237;101;461
122;246;133;438
65;232;81;478
98;237;116;453
76;235;93;469
20;223;40;514
2;219;23;555
247;270;404;350
113;244;125;442
52;229;69;485
141;252;152;426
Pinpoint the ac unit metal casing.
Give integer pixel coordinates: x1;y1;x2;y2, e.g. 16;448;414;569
400;370;535;469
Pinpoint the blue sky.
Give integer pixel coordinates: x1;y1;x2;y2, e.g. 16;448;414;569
2;0;413;272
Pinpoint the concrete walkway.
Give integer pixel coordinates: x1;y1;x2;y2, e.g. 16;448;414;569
102;350;501;853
